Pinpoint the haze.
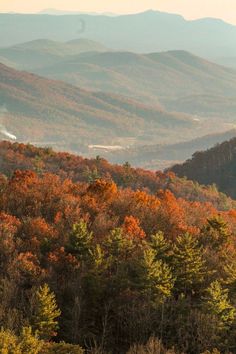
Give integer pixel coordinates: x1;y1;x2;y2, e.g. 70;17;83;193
1;0;236;24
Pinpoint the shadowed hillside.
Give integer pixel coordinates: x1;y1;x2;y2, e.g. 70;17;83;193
170;137;236;198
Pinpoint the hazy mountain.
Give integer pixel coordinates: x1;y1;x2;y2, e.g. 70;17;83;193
103;129;236;170
0;63;196;152
214;56;236;69
163;94;236;119
3;42;236;111
37;50;236;104
0;38;108;70
170;137;236;198
38;9;117;16
1;11;236;58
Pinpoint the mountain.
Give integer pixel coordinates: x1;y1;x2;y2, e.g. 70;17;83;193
163;94;236;119
214;56;236;69
3;43;236;113
170;137;236;198
0;63;196;151
36;50;236;105
0;38;108;70
104;129;236;170
38;9;117;16
1;11;236;58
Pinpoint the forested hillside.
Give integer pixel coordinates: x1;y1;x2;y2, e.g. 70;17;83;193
0;63;196;150
171;137;236;199
0;142;236;352
3;40;236;111
0;141;234;210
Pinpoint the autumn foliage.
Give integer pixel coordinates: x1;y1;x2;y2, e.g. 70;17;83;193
0;143;236;352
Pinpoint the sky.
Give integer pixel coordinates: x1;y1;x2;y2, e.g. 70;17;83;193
0;0;236;25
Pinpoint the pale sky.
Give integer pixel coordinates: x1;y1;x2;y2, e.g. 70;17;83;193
0;0;236;25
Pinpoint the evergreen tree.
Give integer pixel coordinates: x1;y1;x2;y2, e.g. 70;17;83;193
201;216;231;249
150;231;171;263
203;280;235;329
0;328;21;353
18;327;43;354
173;233;207;295
33;283;61;340
66;221;93;260
140;248;174;303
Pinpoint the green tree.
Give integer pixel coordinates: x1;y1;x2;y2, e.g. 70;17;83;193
140;248;174;303
66;221;93;260
150;231;171;263
201;216;230;249
33;284;61;340
0;328;20;354
173;233;207;295
203;280;235;329
18;327;43;354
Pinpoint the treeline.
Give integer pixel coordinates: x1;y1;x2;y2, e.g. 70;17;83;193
0;141;234;210
0;166;236;352
171;137;236;198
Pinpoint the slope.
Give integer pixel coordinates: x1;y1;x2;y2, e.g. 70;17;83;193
170;137;236;198
104;129;236;169
0;38;108;70
32;50;236;108
0;63;195;151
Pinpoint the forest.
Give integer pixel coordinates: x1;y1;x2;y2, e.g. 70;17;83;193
171;137;236;198
0;142;236;353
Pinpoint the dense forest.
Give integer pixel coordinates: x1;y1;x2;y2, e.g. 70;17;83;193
0;142;236;352
0;141;235;211
171;137;236;199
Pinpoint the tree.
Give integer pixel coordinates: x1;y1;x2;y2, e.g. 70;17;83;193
18;327;43;354
0;328;21;353
150;231;171;263
32;284;61;340
173;233;207;295
201;216;231;249
66;221;93;261
139;248;174;303
203;280;235;329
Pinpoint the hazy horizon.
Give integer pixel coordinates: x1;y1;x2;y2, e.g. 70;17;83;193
1;0;236;25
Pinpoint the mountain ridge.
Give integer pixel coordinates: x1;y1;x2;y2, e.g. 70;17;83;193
1;11;236;58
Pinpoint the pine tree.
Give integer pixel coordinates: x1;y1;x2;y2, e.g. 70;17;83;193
150;231;171;263
33;283;61;340
140;248;174;303
18;327;43;354
203;280;235;329
173;233;207;295
201;216;230;249
66;220;93;260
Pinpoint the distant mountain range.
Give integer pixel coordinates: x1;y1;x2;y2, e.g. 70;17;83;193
0;63;198;152
38;9;117;16
1;11;236;58
170;137;236;198
1;40;236;121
